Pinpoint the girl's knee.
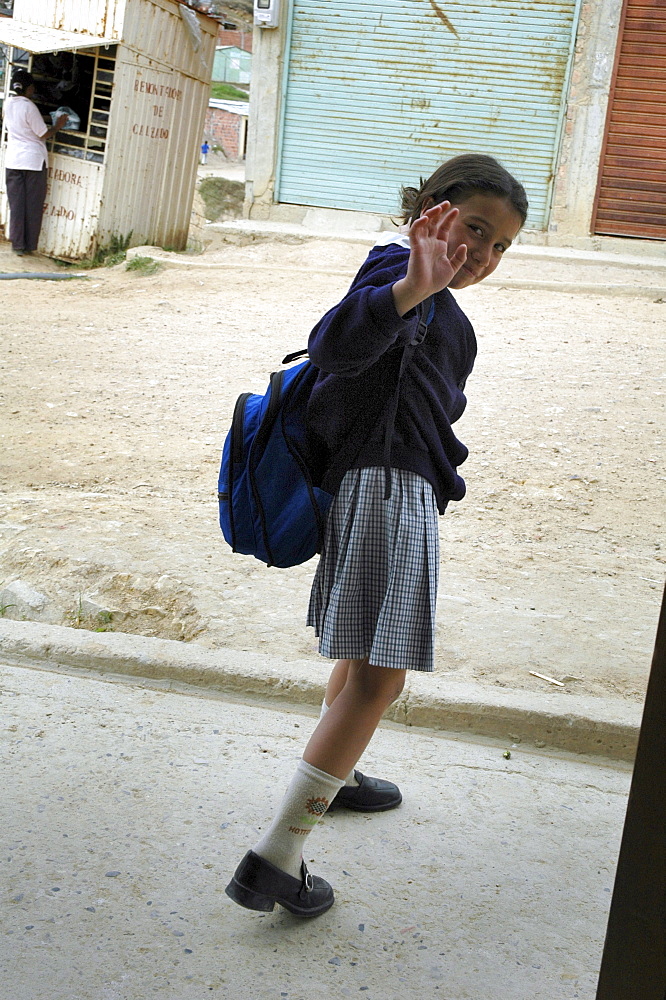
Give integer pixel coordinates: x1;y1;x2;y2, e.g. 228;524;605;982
393;670;407;699
349;660;406;706
381;667;406;702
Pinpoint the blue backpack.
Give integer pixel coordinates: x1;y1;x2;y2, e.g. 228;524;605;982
217;353;333;568
217;297;433;569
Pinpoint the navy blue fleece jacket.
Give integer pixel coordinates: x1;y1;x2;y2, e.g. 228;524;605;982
306;241;477;513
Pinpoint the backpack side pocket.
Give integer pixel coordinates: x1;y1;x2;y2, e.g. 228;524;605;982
218;391;251;552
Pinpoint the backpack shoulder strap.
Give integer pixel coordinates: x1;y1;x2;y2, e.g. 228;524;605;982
379;295;434;497
282;349;309;365
319;295;435;499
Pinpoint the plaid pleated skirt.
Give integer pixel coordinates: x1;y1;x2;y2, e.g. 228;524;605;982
307;467;440;672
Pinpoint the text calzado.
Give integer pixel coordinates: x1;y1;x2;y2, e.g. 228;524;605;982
132;123;169;139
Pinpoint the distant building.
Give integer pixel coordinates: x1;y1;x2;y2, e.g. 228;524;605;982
217;28;252;53
247;0;666;244
205;99;247;160
213;46;251;85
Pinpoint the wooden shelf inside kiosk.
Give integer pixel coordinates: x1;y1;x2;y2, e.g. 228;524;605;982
33;47;116;166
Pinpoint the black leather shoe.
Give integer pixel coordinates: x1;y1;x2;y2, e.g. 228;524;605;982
329;770;402;812
225;850;334;917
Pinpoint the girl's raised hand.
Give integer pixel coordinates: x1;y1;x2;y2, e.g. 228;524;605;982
392;202;467;317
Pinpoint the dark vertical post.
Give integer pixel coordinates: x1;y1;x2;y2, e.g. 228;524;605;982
596;583;666;999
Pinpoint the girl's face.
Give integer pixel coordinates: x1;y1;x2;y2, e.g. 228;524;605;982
439;192;523;289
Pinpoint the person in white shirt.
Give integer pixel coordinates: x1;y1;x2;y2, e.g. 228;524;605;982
4;69;68;256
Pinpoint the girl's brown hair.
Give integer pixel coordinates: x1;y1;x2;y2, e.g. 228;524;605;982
400;153;528;226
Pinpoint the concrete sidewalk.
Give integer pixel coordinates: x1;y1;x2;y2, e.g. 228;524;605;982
0;659;629;1000
0;621;641;761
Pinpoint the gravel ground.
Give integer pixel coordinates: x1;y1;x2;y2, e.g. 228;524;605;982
1;231;664;704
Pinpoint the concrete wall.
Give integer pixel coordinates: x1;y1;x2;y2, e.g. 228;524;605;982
244;21;284;219
548;0;625;243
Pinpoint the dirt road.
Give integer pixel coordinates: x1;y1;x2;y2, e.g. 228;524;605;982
1;230;664;704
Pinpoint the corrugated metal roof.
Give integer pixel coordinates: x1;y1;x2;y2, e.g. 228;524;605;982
208;98;248;114
0;20;118;53
15;0;126;38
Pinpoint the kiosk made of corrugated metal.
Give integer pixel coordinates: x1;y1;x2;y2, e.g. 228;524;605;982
0;0;216;259
276;0;582;231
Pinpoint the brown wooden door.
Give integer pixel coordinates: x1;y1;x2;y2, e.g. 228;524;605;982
593;0;666;240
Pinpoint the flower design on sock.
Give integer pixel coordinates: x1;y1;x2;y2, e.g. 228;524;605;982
305;796;329;816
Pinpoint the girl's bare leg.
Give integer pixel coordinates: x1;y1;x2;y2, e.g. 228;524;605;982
304;658;406;780
323;659;351;707
227;657;404;908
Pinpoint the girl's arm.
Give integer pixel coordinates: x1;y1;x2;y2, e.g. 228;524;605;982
308;202;467;376
308;275;415;376
392;202;467;317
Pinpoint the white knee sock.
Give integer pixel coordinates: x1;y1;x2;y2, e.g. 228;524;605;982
253;759;345;878
319;699;359;787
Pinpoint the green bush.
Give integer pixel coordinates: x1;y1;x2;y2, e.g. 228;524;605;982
210;82;249;101
126;256;161;276
78;232;134;269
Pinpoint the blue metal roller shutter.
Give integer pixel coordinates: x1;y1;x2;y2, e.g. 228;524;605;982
277;0;580;229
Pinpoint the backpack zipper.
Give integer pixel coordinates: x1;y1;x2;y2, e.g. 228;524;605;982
231;392;251;465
